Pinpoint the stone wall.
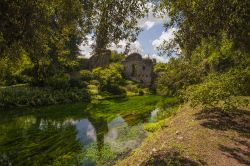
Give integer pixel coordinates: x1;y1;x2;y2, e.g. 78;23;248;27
88;49;111;69
122;53;155;87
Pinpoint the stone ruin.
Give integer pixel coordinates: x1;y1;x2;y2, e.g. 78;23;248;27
86;50;156;87
122;53;156;87
88;49;111;69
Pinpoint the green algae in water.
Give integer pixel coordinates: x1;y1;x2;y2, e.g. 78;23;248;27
0;96;170;166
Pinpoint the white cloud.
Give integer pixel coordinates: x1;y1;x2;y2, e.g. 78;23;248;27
129;41;144;54
150;54;169;63
143;21;156;30
110;40;144;55
138;2;169;30
152;27;176;51
78;34;94;58
79;37;145;58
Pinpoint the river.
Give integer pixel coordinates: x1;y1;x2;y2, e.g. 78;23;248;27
0;96;167;166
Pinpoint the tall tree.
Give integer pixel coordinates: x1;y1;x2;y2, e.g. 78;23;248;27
0;0;89;84
85;0;150;52
159;0;250;58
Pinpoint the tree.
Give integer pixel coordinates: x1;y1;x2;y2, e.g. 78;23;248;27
159;0;250;58
85;0;150;51
156;0;250;109
92;63;125;94
0;0;88;85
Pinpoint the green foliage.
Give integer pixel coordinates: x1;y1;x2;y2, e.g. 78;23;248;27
156;57;202;96
138;89;144;96
0;86;90;107
182;68;250;110
0;0;88;84
156;35;250;111
0;55;33;86
47;73;70;90
110;51;125;63
86;0;150;50
80;70;93;82
144;121;164;132
92;63;125;95
159;0;250;57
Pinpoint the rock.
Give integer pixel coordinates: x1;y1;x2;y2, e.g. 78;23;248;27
152;148;157;152
176;130;180;135
177;136;184;140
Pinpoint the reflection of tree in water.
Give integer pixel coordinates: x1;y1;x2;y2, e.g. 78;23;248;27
0;116;82;166
121;111;151;126
87;115;108;157
83;109;150;166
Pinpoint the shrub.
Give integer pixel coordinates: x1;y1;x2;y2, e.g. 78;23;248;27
143;120;165;132
103;85;126;96
69;78;87;88
182;68;250;110
47;73;70;89
125;84;139;93
92;63;125;95
0;86;90;107
138;89;144;96
79;70;92;81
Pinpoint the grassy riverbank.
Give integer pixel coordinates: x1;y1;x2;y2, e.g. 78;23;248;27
0;80;154;108
116;98;250;166
0;85;90;107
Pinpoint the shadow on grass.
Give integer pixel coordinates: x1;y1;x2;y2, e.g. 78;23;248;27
195;108;250;165
141;149;206;166
219;138;250;165
195;108;250;134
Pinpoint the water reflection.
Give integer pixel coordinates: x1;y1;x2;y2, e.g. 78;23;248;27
0;96;162;166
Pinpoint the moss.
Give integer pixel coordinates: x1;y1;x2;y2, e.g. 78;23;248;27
144;122;161;132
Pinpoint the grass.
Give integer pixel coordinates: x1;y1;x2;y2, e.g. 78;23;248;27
116;98;250;166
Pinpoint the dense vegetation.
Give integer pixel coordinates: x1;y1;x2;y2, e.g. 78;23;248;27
1;0;249;110
156;0;250;110
0;0;152;107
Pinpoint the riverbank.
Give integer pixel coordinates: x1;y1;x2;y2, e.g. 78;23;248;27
0;85;90;107
0;80;152;108
117;102;250;166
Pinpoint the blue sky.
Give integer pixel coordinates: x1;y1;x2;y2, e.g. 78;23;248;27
79;4;175;63
138;22;165;56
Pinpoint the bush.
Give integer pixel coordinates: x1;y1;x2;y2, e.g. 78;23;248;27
182;68;250;110
92;63;125;95
144;120;165;132
125;83;139;93
102;85;126;96
80;70;92;81
0;86;90;107
47;73;70;89
69;78;87;88
138;89;144;96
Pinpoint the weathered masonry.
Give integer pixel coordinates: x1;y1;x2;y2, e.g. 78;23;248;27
122;53;156;87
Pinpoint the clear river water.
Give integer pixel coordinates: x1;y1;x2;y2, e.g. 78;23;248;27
0;96;165;166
